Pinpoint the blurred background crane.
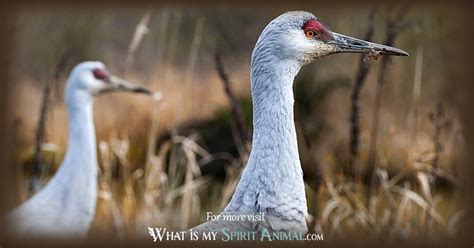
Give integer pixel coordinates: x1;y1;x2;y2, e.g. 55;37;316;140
7;62;150;238
4;5;467;240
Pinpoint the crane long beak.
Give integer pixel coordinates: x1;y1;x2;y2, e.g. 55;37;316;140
329;32;409;56
106;76;151;95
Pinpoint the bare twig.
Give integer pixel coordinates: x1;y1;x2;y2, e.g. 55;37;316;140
214;48;250;154
366;8;412;205
30;48;66;195
349;9;376;180
30;76;51;195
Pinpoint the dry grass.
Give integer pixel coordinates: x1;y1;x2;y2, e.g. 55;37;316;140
13;87;463;240
91;133;242;238
9;7;466;241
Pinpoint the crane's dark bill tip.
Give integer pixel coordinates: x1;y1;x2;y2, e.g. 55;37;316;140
381;48;409;56
330;32;409;57
133;87;152;95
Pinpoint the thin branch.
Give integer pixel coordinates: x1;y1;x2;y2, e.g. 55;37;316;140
214;48;250;154
349;9;376;180
366;8;412;205
30;44;74;195
30;77;51;195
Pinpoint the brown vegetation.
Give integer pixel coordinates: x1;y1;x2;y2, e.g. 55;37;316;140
8;6;466;240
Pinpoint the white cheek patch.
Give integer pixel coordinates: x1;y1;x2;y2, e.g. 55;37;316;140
310;43;337;59
282;30;336;64
286;30;313;51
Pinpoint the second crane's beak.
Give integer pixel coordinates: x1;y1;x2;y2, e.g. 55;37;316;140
102;75;151;95
328;32;409;56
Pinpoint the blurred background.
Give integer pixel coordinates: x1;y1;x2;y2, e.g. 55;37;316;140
5;3;468;241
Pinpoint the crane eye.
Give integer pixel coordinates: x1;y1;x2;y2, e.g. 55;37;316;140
305;29;317;38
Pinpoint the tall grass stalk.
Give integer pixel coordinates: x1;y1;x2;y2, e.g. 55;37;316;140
175;16;206;131
124;10;153;74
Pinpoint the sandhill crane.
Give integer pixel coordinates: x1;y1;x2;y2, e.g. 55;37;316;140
7;61;150;238
192;11;408;236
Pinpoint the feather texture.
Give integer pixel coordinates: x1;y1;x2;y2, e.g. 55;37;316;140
192;11;318;235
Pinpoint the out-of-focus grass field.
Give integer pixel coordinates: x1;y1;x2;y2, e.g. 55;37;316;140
7;5;467;240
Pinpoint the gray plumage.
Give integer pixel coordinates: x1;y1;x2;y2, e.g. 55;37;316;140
193;11;319;235
192;10;408;236
7;61;150;239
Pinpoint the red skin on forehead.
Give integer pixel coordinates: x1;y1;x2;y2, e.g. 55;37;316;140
93;68;110;81
303;19;333;42
303;19;326;34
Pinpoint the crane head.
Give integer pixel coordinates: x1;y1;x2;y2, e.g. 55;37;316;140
67;61;151;96
254;11;408;66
